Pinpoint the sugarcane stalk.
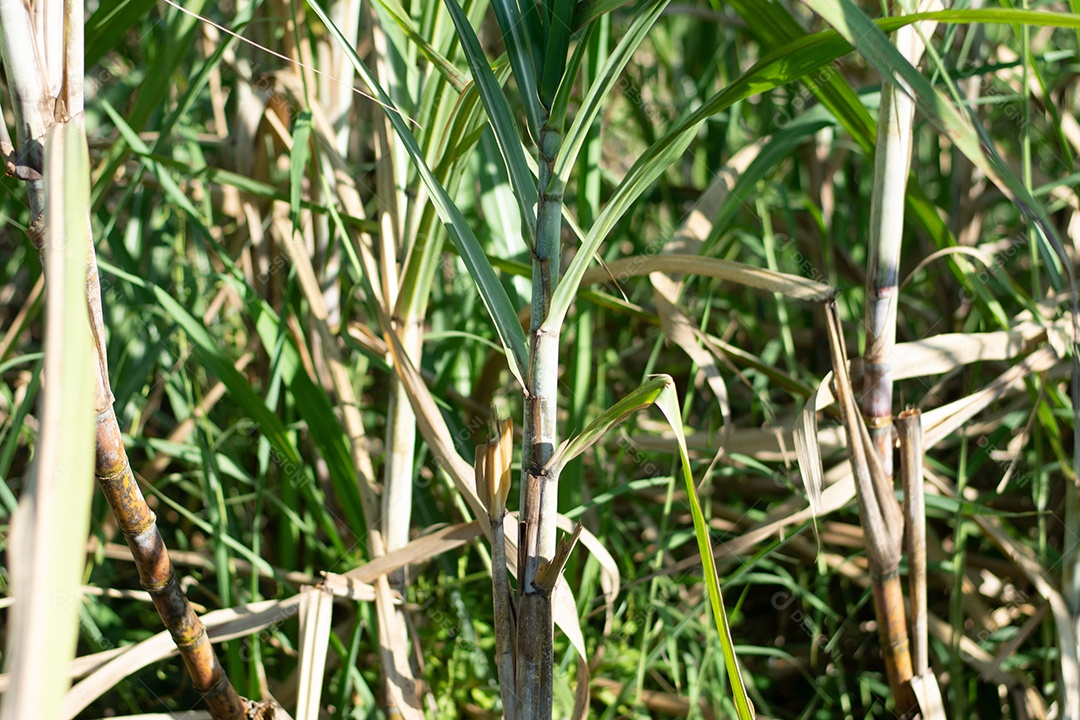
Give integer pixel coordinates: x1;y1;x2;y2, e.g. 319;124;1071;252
0;0;49;226
96;411;249;718
0;2;254;717
857;7;938;714
516;121;564;720
898;408;928;674
862;49;915;479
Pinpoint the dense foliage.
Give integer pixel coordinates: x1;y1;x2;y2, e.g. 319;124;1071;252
1;1;1078;719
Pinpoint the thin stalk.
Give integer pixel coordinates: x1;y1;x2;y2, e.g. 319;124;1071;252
0;2;252;717
490;510;516;720
366;10;432;713
476;421;515;720
302;128;423;718
897;408;927;674
368;0;421;590
0;0;50;225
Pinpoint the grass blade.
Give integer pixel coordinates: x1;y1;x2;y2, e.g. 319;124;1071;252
489;0;544;138
547;376;670;468
539;0;577;109
652;378;756;720
554;0;668;187
544;373;755;719
549;7;1080;333
443;0;538;243
309;0;530;387
799;0;1075;296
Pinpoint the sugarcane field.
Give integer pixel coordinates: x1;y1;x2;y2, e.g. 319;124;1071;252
1;2;1079;719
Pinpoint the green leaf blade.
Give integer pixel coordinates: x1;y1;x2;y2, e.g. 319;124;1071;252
309;0;531;388
443;0;538;244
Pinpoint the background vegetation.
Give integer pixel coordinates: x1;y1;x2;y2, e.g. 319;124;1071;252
1;0;1078;718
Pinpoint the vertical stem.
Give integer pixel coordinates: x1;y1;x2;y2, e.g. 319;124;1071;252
871;572;917;712
526;126;564;571
1068;353;1080;699
364;12;423;715
490;511;516;720
369;3;418;575
825;302;914;716
862;9;925;477
861;81;913;478
0;0;50;224
516;124;563;720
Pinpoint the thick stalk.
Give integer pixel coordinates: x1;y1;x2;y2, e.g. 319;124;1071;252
96;408;248;719
862;3;939;475
516;125;564;720
861;66;915;478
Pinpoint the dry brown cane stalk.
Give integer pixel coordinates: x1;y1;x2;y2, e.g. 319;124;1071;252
95;410;254;719
475;419;516;720
824;301;916;715
897;409;928;675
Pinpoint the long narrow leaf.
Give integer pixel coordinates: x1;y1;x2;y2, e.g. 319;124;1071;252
545;374;753;718
539;0;577;109
554;0;668;186
800;1;1075;294
489;0;544;138
443;0;538;243
373;0;469;91
653;378;756;719
545;8;1080;333
547;376;670;468
308;0;530;387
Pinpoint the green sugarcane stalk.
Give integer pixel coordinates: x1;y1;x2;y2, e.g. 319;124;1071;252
516;120;565;720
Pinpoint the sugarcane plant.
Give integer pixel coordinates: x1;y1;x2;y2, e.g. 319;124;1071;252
0;2;259;718
309;1;757;717
309;0;1080;717
790;0;1080;716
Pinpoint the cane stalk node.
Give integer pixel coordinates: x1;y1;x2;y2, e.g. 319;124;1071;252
245;699;278;720
864;413;894;429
